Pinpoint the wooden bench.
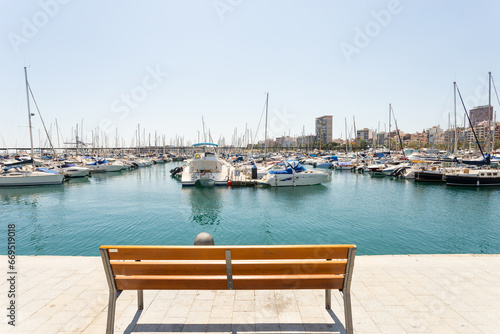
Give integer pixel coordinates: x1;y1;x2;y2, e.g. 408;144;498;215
100;244;356;334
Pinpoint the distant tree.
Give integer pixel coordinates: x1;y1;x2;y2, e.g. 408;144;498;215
358;139;368;150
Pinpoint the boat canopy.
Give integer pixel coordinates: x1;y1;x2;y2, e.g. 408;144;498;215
192;143;218;147
4;158;33;166
269;161;307;174
3;165;23;171
36;167;59;174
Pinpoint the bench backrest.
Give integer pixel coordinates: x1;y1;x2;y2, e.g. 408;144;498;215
100;245;356;291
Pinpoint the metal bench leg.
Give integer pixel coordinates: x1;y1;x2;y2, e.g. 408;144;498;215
325;289;331;309
343;290;353;334
106;289;117;334
138;290;144;310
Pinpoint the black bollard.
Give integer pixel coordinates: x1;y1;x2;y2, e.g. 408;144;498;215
251;164;258;179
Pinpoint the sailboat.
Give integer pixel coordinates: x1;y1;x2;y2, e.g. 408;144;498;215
0;67;64;187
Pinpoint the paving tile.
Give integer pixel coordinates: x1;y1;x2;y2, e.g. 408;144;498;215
210;305;233;318
194;290;216;300
185;311;210;324
59;316;93;332
190;299;214;312
232;311;256;324
213;295;234;305
234;290;255;301
166;305;191;318
233;299;255;312
278;311;301;323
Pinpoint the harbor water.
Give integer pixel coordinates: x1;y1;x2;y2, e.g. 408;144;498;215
1;163;499;256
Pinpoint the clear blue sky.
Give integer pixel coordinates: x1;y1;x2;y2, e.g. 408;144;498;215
1;0;499;148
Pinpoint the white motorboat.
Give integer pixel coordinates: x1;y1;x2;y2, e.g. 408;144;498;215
181;143;230;186
86;159;123;173
366;163;387;176
259;161;330;187
57;163;90;178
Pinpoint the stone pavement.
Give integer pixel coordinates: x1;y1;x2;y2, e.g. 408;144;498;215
1;254;499;333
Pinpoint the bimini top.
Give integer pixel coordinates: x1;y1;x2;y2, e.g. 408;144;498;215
269;161;307;174
192;143;218;147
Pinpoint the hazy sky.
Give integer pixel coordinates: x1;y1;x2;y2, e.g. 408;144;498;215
1;0;499;148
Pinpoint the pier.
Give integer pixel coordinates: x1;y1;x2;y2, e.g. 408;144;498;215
3;254;499;333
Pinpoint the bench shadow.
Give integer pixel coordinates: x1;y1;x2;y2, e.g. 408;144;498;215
327;309;345;332
121;308;347;333
127;321;344;333
123;309;143;334
129;323;345;333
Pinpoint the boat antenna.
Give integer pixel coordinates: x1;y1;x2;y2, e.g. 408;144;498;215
456;84;486;158
24;67;36;171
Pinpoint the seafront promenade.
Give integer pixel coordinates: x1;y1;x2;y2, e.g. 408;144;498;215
2;254;499;334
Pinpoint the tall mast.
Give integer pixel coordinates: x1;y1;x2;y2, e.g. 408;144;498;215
137;124;140;155
454;82;458;153
24;67;36;171
388;103;391;151
344;118;348;153
264;92;269;160
488;71;492;153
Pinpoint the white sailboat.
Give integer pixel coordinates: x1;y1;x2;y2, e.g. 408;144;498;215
0;67;63;187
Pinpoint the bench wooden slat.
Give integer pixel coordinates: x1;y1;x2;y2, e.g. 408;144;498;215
110;260;347;276
115;274;344;290
115;275;228;290
231;247;349;260
111;262;227;276
233;274;345;290
101;245;353;261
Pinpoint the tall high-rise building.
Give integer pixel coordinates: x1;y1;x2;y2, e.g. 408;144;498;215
470;105;493;126
315;115;333;145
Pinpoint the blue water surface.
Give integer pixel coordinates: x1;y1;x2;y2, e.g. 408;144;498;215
1;163;499;256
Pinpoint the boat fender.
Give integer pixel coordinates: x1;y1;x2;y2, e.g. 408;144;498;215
227;180;232;186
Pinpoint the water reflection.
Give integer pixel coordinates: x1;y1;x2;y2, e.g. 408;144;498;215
0;184;64;205
89;171;125;183
183;186;224;227
64;177;91;187
265;184;329;210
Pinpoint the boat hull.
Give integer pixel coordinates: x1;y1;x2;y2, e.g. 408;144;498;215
264;172;329;187
0;173;64;186
415;171;444;182
445;175;500;186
